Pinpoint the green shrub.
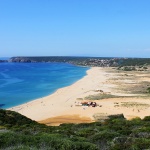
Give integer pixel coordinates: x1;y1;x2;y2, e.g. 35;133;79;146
147;87;150;93
108;114;125;120
91;130;120;142
143;66;148;69
143;116;150;121
1;109;150;149
76;127;95;137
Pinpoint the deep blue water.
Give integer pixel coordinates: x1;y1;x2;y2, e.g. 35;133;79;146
0;63;89;109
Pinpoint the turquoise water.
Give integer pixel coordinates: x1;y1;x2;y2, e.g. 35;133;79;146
0;63;89;109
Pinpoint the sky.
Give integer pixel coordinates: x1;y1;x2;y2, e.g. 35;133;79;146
0;0;150;58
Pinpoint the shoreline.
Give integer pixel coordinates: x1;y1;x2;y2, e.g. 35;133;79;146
9;67;150;125
2;62;88;109
9;67;110;120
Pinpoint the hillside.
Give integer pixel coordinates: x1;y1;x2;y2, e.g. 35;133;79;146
1;57;150;68
1;109;150;150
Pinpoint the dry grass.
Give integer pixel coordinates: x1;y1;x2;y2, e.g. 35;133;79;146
76;98;83;100
120;102;150;108
84;93;121;100
108;69;150;95
93;113;109;122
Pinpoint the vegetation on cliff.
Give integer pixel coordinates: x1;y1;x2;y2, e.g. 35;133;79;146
6;56;150;67
1;57;150;68
1;109;150;150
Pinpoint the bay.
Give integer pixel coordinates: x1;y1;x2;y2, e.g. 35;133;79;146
0;62;89;108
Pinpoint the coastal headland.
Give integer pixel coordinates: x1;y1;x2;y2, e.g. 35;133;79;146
9;66;150;126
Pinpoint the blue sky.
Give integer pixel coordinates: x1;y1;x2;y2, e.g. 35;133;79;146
0;0;150;57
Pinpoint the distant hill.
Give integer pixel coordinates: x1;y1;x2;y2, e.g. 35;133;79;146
8;56;119;67
7;56;150;67
1;56;150;67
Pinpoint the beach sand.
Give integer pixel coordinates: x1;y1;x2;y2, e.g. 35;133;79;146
9;67;150;126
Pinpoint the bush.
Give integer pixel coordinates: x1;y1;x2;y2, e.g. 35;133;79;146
143;116;150;121
147;87;150;93
108;114;125;120
1;109;150;149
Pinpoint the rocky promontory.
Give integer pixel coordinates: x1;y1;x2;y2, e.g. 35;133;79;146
1;56;150;67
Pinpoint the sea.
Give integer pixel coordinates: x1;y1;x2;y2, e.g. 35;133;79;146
0;61;89;109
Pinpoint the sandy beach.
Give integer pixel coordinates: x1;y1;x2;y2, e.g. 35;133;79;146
9;67;150;126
